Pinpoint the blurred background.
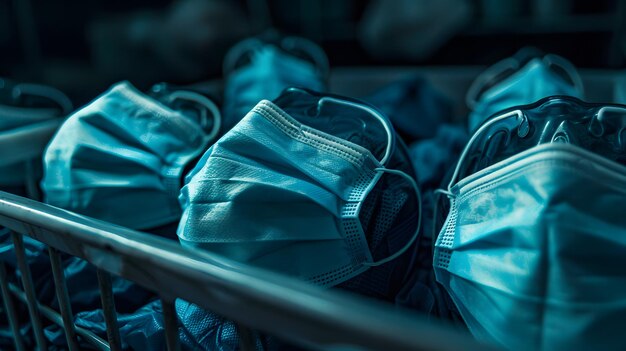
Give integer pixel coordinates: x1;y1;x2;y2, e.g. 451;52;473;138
1;0;625;105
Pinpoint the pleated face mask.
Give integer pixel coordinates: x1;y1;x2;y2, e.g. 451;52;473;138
434;100;626;350
42;81;220;230
178;88;422;288
0;80;72;194
466;52;584;132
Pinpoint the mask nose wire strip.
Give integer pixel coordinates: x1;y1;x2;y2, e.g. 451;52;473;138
364;168;422;267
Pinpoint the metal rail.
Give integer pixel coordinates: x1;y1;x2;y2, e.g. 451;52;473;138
0;191;494;350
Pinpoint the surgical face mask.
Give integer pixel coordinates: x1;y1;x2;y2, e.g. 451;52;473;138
222;37;327;132
0;80;72;196
42;81;220;230
178;88;422;288
466;53;584;132
434;102;626;350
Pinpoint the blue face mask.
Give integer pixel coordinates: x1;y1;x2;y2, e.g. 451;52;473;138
42;81;219;230
0;82;71;191
466;54;584;131
222;37;327;132
178;89;421;288
434;101;626;350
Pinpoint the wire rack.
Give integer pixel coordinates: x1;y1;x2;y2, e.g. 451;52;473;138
0;190;494;351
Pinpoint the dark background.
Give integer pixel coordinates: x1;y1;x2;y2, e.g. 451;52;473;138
1;0;625;103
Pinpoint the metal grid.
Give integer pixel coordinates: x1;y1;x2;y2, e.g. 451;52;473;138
0;190;493;351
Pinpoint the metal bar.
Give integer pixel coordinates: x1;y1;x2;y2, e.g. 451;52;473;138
48;246;80;351
0;262;25;351
161;298;180;351
237;322;256;351
96;269;122;351
11;231;47;351
0;191;494;351
8;282;110;351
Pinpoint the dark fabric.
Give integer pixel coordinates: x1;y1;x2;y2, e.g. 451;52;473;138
363;76;455;144
394;123;468;327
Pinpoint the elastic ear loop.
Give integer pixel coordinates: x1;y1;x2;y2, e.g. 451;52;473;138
317;97;393;165
363;168;422;267
167;91;222;142
13;83;73;115
446;109;525;192
543;54;585;97
465;57;520;110
317;95;410;266
222;37;265;76
281;36;330;79
429;111;524;247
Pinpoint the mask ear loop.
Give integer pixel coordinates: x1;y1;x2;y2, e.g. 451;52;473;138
465;57;520;111
364;168;422;267
429;110;524;247
167;91;222;143
222;38;265;76
281;36;330;79
446;110;525;193
317;97;393;165
12;83;73;115
316;95;413;267
543;54;585;97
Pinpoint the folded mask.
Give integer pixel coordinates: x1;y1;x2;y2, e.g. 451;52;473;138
42;81;218;229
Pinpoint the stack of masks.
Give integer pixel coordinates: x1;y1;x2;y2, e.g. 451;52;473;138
172;37;423;349
5;40;626;351
42;81;220;232
433;50;626;350
18;36;424;350
12;81;221;349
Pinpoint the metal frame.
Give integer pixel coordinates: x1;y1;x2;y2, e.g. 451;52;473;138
0;190;494;351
